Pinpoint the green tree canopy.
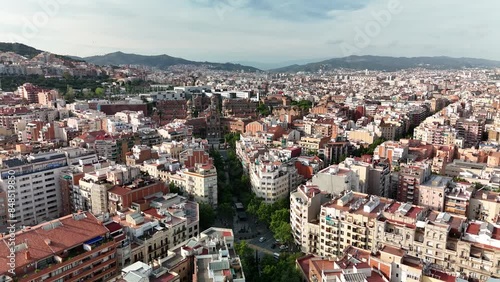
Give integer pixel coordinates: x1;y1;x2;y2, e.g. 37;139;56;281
199;202;215;230
95;87;105;97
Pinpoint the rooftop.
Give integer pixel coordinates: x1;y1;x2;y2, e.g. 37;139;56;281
0;212;109;275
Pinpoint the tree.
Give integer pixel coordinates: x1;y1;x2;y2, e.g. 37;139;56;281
273;221;292;243
260;253;302;282
199;202;215;230
64;85;75;103
270;208;290;233
247;196;263;216
95;87;105;97
256;202;273;224
257;103;271;117
235;241;259;282
217;202;235;220
473;182;485;190
63;71;72;80
169;182;180;194
452;177;468;183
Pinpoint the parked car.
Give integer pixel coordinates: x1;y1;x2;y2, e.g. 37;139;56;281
271;243;276;249
259;237;265;243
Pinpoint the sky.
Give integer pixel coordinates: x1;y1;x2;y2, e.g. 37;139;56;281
0;0;499;65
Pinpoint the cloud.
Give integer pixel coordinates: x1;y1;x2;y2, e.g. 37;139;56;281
1;0;500;62
188;0;372;21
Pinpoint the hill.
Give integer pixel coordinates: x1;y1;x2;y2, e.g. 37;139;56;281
0;42;84;62
84;51;260;72
0;43;43;58
271;55;500;72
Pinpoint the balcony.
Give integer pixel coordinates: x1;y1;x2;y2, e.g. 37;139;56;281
29;241;116;282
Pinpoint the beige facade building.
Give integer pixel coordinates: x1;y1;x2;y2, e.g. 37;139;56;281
179;163;218;207
418;175;452;211
347;129;378;144
112;194;199;266
318;191;391;257
290;185;327;254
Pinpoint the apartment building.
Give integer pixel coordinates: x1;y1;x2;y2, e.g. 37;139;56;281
119;261;180;282
320;142;349;165
347;129;379;144
0;152;69;227
299;135;331;154
178;163;218;207
158;123;193;141
458;221;500;281
0;107;33;130
249;156;300;203
292;184;500;280
418;175;452;211
125;145;156;167
318;191;392;257
456;118;484;148
339;158;371;194
0;211;117;282
311;165;360;195
432;145;456;175
192;227;246;282
95;139;119;162
296;248;388;282
297;244;425;282
374;203;476;273
75;165;142;215
373;141;409;166
397;162;432;204
290;185;327;253
414;124;459;147
444;182;472;217
468;190;500;223
112;193;199;266
367;162;391;198
107;178;168;215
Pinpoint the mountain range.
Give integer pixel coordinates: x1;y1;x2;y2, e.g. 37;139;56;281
81;51;260;72
270;55;500;72
2;42;500;73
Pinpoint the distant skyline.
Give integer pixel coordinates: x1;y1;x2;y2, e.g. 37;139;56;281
1;0;499;64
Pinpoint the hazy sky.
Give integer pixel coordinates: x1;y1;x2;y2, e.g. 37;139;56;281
1;0;499;63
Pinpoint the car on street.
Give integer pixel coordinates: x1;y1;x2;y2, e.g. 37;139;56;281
259;237;265;243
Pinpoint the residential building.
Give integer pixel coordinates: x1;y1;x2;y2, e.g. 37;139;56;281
397;162;432;204
311;165;360;195
192;227;246;282
112;193;199;266
290;185;327;253
319;191;391;257
0;211;118;282
0;152;69;227
418;175;452;211
249;156;300;203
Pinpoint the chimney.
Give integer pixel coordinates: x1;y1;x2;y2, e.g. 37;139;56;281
25;251;31;260
45;239;51;246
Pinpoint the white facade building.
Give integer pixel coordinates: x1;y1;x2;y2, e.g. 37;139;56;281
0;152;69;227
249;158;300;204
